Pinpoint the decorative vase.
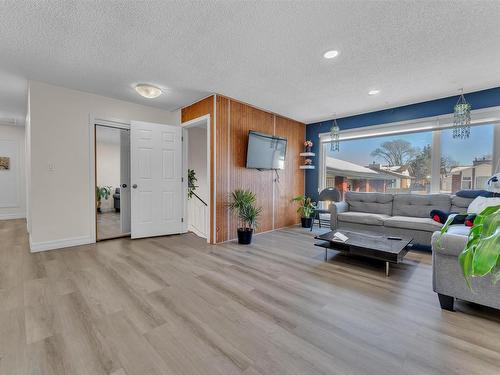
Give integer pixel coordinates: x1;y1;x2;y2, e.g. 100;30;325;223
305;146;312;153
301;217;313;228
237;228;253;244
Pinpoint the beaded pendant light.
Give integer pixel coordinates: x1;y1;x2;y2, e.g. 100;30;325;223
330;118;340;152
453;89;471;139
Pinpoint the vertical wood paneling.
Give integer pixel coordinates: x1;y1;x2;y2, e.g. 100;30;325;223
181;96;215;243
228;101;275;237
215;96;230;243
274;116;305;228
183;95;305;243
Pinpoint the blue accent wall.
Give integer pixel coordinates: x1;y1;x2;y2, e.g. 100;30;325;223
305;87;500;200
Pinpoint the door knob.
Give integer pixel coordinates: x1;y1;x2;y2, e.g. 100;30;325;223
121;184;127;188
132;184;138;189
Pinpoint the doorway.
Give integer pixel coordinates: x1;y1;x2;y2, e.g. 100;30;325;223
95;125;131;240
182;115;210;242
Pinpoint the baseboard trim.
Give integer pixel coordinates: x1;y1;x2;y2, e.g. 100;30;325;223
30;235;92;252
0;212;26;220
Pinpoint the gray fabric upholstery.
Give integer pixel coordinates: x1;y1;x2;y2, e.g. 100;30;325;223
384;216;442;232
345;192;393;215
392;194;451;218
338;212;389;226
431;231;468;257
330;201;348;229
329;192;472;247
451;196;474;213
432;231;500;311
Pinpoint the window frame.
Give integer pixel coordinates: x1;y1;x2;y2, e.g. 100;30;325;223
317;106;500;194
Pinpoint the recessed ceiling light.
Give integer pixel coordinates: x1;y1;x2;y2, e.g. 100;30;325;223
135;84;162;99
323;50;339;59
368;89;380;95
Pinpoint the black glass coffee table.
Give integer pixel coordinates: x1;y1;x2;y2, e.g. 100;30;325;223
314;230;413;276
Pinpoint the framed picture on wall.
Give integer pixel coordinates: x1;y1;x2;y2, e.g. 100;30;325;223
0;156;10;170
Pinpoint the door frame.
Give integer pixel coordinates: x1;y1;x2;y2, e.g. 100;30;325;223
88;115;131;243
181;114;212;244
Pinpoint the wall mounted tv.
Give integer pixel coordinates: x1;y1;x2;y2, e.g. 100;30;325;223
246;131;287;170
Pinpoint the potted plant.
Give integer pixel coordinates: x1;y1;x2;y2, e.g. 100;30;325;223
304;140;313;153
96;185;112;213
228;189;262;244
187;169;197;199
291;195;316;228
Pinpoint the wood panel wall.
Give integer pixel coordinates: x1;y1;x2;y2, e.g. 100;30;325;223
182;95;305;243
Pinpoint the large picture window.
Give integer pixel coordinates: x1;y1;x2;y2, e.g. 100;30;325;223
319;120;498;198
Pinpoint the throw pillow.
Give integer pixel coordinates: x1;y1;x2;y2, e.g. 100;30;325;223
456;189;494;199
467;196;500;214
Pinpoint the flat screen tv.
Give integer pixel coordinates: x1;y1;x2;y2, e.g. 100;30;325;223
246;131;287;170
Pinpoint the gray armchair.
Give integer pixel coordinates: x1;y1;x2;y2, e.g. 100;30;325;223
431;228;500;311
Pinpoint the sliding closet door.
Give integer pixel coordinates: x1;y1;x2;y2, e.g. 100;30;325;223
120;130;131;234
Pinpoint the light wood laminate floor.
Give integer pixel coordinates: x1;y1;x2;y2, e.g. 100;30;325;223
1;219;499;375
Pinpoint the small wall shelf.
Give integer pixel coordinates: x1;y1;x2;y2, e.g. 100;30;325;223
299;165;315;170
299;152;315;157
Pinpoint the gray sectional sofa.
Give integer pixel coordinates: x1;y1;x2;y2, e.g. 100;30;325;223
330;191;473;247
431;222;500;311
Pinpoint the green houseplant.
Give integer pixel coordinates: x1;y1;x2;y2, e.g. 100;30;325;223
291;195;316;228
228;189;262;244
459;205;500;286
187;169;197;199
96;185;112;213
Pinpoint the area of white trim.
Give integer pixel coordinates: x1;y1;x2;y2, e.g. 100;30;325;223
318;105;500;142
30;234;91;252
0;212;26;220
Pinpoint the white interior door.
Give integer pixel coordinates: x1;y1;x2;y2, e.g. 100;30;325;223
130;121;183;239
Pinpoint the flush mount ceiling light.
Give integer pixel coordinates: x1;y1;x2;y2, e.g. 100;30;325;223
323;50;339;59
368;89;380;95
135;84;162;99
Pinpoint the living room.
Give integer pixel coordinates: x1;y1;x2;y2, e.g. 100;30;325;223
1;1;500;375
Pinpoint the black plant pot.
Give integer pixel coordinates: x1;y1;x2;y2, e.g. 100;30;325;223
301;217;313;228
237;228;253;244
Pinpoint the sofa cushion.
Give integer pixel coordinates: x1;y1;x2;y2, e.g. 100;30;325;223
345;192;393;216
384;216;443;232
392;194;451;218
451;195;474;213
338;211;389;226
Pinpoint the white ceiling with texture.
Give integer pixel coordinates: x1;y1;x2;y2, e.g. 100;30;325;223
1;1;500;126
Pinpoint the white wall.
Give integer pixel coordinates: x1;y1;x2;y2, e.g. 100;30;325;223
188;126;208;202
0;124;26;219
96;126;121;212
28;81;180;251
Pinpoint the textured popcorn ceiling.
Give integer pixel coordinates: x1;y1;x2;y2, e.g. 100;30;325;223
1;0;500;126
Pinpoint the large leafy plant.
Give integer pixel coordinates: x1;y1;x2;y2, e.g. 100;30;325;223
228;189;262;230
459;205;500;286
96;186;112;202
290;195;316;218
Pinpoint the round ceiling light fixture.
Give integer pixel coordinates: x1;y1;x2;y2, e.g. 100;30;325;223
135;84;163;99
368;89;381;95
323;50;339;59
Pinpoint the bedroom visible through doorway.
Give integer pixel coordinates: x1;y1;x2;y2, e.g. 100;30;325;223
95;125;131;240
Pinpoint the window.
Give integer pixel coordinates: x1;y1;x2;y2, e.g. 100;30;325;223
319;119;498;198
321;131;432;197
439;124;494;193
